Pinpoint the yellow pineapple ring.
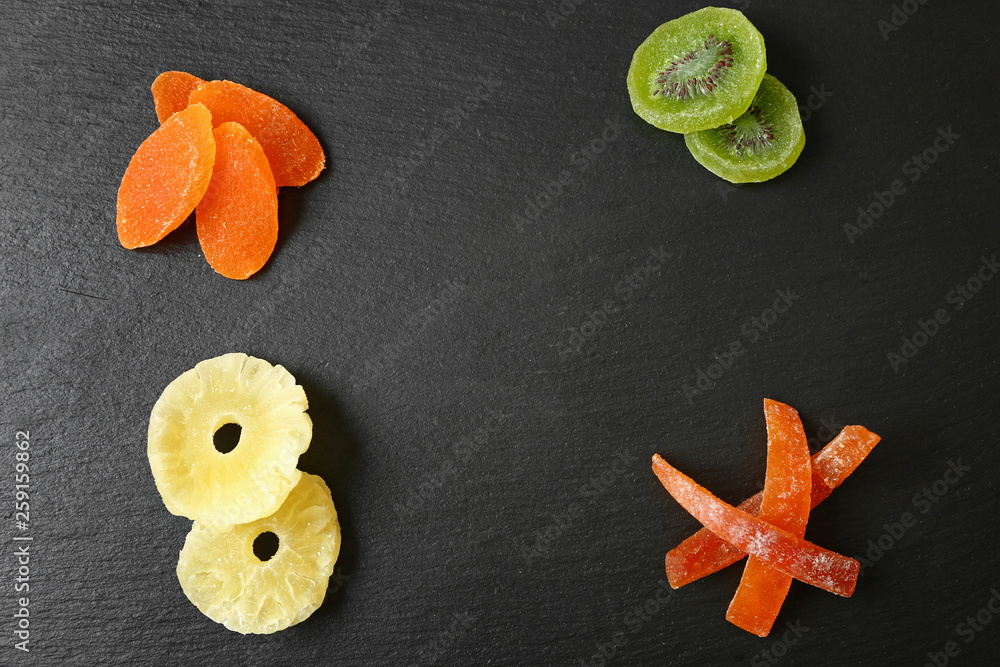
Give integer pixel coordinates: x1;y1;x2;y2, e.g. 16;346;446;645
176;472;341;634
148;353;311;531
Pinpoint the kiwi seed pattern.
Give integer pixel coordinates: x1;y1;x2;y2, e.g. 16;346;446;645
653;34;734;100
719;103;774;154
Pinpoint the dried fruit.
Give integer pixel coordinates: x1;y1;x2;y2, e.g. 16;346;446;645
726;399;811;637
189;80;325;187
196;122;278;280
627;7;766;133
177;472;341;634
119;73;325;271
684;73;805;183
151;71;207;123
652;453;860;597
147;353;311;532
116;103;215;249
664;425;881;589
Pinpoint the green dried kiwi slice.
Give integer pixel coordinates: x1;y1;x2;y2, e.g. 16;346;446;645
684;73;805;183
627;7;766;133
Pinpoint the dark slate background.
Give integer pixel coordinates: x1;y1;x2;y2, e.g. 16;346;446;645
2;0;998;665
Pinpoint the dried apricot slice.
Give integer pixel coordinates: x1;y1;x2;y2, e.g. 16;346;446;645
177;472;341;634
147;353;311;532
189;80;325;187
151;71;206;123
195;122;278;280
116;103;215;249
726;399;811;637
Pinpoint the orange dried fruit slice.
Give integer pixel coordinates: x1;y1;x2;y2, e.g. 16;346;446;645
195;122;278;280
151;71;206;123
189;80;325;187
652;453;860;597
726;399;811;637
116;103;215;249
663;425;881;589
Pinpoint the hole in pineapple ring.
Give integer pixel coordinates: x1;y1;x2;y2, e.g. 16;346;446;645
253;531;280;562
213;422;242;454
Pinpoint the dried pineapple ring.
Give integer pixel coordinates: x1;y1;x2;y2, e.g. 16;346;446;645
177;472;341;634
148;353;311;531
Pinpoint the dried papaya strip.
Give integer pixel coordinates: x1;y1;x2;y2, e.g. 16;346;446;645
726;400;811;636
116;103;215;249
196;122;278;280
651;454;860;597
151;71;206;123
189;80;325;188
665;425;880;589
811;425;883;495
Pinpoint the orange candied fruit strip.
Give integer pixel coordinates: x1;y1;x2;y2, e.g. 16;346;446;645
151;71;207;124
116;103;215;250
651;454;860;597
196;122;278;280
726;399;811;637
664;425;881;589
189;80;325;188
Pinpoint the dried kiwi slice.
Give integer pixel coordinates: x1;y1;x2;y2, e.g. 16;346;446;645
684;74;805;183
627;7;766;133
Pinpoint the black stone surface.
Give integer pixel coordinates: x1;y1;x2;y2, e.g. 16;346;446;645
1;1;998;665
